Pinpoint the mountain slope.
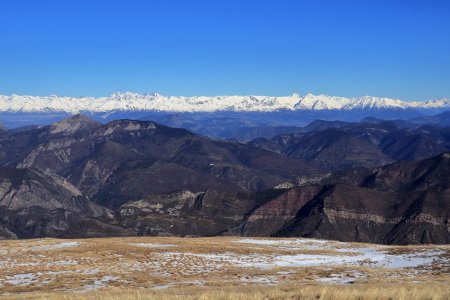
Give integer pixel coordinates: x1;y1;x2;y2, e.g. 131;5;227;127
0;115;318;209
0;166;110;239
241;152;450;244
105;152;450;244
0;121;448;243
0;115;448;244
249;121;450;171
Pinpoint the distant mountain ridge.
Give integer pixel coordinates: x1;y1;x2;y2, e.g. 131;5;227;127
1;92;450;113
249;120;450;171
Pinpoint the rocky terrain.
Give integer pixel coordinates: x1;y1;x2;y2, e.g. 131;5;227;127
0;166;110;239
249;119;450;171
0;115;317;208
0;115;448;244
110;152;450;244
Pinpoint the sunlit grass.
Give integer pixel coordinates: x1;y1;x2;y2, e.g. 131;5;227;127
0;237;448;299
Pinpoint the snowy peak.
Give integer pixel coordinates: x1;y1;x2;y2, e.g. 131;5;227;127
294;94;350;110
345;96;408;110
415;98;450;108
0;92;449;113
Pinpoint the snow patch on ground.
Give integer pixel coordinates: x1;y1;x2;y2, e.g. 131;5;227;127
240;275;278;285
165;239;444;270
236;238;338;251
152;280;205;290
130;243;176;249
47;259;78;266
3;273;37;286
81;268;101;275
316;272;365;284
29;242;79;251
84;276;119;291
152;283;177;290
0;238;447;292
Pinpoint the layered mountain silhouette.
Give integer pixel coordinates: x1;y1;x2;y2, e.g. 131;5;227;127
0;115;448;244
249;120;450;171
0;115;317;209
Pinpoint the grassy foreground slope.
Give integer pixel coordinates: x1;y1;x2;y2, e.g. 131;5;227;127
0;237;449;299
4;284;450;300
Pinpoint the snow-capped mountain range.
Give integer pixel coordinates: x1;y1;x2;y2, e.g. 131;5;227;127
0;92;449;113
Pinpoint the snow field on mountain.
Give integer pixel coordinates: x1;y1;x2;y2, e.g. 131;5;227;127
1;92;449;113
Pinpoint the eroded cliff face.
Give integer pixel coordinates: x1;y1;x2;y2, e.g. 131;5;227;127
243;153;450;244
112;189;284;237
272;185;449;244
1;151;448;243
0;166;110;239
240;186;323;236
107;153;449;243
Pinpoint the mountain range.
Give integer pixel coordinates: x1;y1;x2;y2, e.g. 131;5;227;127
1;92;450;113
0;115;448;244
249;118;450;171
2;93;450;141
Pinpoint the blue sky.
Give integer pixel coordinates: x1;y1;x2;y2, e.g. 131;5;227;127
0;0;449;100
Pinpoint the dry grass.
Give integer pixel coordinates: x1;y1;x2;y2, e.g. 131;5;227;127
0;237;449;299
3;284;450;300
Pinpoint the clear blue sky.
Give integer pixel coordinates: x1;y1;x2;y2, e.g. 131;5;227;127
1;0;449;100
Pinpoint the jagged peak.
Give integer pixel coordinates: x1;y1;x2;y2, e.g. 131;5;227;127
50;114;100;135
101;119;158;135
62;114;96;122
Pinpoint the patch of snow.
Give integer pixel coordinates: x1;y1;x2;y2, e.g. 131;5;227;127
81;268;101;275
28;241;79;251
152;283;176;290
185;279;206;286
84;275;119;291
316;273;361;284
130;243;176;249
235;238;335;251
168;239;444;270
47;259;78;266
151;279;205;290
240;275;278;285
348;248;444;269
277;271;295;275
45;270;73;276
3;273;37;286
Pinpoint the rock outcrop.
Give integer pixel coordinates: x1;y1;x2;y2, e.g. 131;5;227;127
0;166;110;239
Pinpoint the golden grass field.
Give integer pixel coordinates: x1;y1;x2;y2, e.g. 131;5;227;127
0;237;449;299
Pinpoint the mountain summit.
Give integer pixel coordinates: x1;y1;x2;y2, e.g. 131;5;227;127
1;93;449;113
